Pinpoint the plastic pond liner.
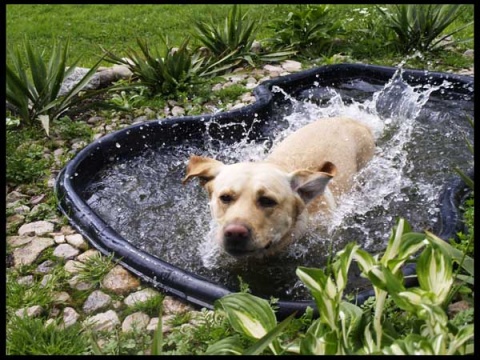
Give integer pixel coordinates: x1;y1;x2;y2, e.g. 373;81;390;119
55;63;474;319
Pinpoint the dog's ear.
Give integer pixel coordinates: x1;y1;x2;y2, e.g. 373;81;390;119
289;161;337;204
182;155;224;186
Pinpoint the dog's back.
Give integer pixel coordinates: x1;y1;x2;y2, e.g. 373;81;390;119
266;116;375;197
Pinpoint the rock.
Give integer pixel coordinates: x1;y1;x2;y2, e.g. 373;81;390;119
95;65;133;87
13;205;31;215
263;64;284;76
30;194;46;205
18;220;54;236
61;225;76;235
281;60;302;72
63;307;80;328
64;259;84;274
146;315;176;333
463;49;474;58
40;274;53;288
12;237;55;267
171;106;185;117
18;275;34;286
212;83;223;91
53;243;80;260
162;296;194;315
65;233;88;251
83;310;120;332
15;305;44;318
77;249;101;263
52;291;71;305
240;93;256;103
6;190;29;203
124;288;161;307
68;275;94;291
448;300;471;318
250;40;262;54
7;235;33;248
35;259;55;274
102;265;141;295
83;290;112;314
87;116;104;125
121;312;150;333
54;234;66;244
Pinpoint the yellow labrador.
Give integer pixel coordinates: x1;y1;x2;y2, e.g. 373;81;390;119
183;116;375;257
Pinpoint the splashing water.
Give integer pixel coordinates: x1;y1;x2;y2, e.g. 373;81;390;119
84;68;473;300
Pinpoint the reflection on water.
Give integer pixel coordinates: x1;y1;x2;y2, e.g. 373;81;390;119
85;69;474;300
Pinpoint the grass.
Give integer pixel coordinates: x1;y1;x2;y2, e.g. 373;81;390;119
6;5;473;69
6;4;292;67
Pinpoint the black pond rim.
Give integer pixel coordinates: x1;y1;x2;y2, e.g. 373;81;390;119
55;63;474;320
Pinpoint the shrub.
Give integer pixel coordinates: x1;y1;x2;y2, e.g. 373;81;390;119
6;129;49;186
376;5;473;54
203;218;474;355
104;36;207;98
193;5;295;74
266;5;344;59
6;38;104;135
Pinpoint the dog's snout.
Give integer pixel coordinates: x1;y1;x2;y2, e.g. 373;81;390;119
224;224;249;240
223;223;252;256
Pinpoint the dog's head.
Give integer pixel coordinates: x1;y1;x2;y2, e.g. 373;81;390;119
183;155;336;258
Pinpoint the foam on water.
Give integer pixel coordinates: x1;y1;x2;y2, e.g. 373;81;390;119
84;68;473;299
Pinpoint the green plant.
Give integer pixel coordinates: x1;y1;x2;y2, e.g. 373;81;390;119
6;37;104;135
75;252;118;288
108;87;146;111
193;5;294;74
376;5;473;54
7;316;90;355
104;36;207;98
6;129;50;186
452;196;474;257
122;292;164;318
206;218;474;355
266;5;344;59
6;267;69;315
51;115;94;142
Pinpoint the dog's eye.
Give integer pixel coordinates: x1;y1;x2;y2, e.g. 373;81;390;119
258;196;277;208
219;194;234;204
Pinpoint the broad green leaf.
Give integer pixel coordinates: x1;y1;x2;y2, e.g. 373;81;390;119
425;231;474;276
205;335;244;355
300;321;338;355
217;292;277;340
243;312;296;355
448;324;474;355
382;218;411;265
416;246;453;304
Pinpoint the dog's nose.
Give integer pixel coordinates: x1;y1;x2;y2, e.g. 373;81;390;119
223;223;251;256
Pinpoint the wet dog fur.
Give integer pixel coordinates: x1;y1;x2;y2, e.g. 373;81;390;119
183;116;375;258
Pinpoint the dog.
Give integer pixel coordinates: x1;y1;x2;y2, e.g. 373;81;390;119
183;116;375;258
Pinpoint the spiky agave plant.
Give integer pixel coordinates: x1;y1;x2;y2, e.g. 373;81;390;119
376;4;473;54
6;38;103;135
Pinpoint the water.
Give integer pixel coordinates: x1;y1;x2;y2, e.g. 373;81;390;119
84;69;473;300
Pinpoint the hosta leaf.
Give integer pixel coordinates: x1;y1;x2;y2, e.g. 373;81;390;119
243;312;296;355
205;335;244;355
216;292;277;340
416;246;453;304
424;231;474;277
